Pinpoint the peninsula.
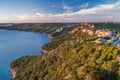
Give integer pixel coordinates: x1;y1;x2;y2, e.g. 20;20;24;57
0;22;120;80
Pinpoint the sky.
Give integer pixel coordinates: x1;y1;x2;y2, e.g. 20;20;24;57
0;0;120;23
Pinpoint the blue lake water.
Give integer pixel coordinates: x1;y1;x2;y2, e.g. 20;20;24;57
0;29;50;80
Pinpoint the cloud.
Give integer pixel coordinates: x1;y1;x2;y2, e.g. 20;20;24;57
63;4;73;13
15;14;30;20
78;3;89;9
77;4;115;15
35;12;45;17
14;1;120;22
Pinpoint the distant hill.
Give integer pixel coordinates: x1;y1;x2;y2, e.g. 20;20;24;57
0;23;76;37
0;23;13;27
94;22;120;32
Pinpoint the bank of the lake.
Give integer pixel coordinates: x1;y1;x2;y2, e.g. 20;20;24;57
0;29;50;80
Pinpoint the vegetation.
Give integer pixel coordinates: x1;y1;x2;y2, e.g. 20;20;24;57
94;22;120;32
10;23;120;80
0;23;75;37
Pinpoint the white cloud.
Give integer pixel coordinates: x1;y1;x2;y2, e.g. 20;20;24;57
78;3;89;9
14;1;120;22
15;14;30;20
63;4;73;13
35;12;45;17
77;4;115;15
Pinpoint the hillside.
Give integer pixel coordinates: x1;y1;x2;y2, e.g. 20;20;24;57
94;22;120;32
0;23;75;37
10;23;120;80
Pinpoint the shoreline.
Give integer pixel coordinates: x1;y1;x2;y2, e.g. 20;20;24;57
9;68;16;79
41;49;49;54
3;29;52;79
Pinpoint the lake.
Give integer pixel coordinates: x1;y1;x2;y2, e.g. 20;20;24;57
0;30;50;80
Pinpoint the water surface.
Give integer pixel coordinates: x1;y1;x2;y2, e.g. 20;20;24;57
0;30;50;80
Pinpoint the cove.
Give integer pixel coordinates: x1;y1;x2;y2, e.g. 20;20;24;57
0;29;50;80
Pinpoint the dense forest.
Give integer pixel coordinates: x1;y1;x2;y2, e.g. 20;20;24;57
94;22;120;32
10;23;120;80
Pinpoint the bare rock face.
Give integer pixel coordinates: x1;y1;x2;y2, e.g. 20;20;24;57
9;68;16;79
